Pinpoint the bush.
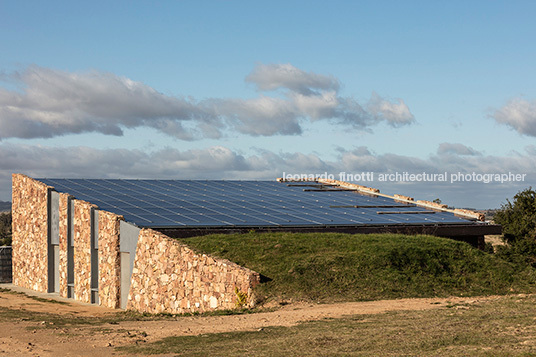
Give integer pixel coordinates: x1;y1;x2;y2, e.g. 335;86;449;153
494;188;536;267
494;187;536;244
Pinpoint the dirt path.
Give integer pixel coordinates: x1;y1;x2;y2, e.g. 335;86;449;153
116;295;502;340
0;286;506;356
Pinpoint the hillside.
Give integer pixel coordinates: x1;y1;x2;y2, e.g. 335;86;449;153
180;232;536;303
0;201;10;212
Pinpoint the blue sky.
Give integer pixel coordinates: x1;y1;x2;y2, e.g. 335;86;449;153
1;1;535;208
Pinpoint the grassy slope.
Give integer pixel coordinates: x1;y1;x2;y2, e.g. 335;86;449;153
180;232;536;302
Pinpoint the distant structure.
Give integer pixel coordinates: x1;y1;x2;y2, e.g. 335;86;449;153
0;246;11;283
11;174;500;314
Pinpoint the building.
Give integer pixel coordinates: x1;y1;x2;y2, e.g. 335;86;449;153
11;174;500;314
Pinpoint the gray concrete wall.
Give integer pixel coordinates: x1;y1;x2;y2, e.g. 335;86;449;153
119;221;140;309
90;209;99;304
48;190;60;293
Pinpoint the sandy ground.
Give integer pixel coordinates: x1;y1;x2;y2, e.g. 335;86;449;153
0;284;503;356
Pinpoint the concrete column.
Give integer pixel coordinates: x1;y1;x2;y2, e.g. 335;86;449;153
48;190;60;293
119;221;140;309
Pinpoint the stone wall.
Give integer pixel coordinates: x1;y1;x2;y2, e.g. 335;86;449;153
127;228;260;314
56;193;123;306
11;174;50;292
98;210;122;309
58;192;71;298
73;199;96;303
12;174;262;314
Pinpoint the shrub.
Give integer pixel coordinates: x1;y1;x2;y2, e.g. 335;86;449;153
494;187;536;244
494;188;536;267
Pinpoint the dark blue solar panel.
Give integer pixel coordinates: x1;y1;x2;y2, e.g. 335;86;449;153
37;178;475;229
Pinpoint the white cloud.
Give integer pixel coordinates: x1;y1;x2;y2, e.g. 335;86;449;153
0;66;203;140
367;93;415;127
492;98;536;136
245;63;340;94
291;91;339;120
0;64;415;140
204;96;301;136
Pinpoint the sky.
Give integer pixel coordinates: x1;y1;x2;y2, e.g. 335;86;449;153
1;0;535;209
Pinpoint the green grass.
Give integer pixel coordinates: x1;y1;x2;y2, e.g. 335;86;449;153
118;294;536;356
180;232;536;302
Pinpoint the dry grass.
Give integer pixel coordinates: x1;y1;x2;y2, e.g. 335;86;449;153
120;294;536;356
2;287;536;356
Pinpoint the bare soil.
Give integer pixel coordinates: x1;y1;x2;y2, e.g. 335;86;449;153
0;286;507;356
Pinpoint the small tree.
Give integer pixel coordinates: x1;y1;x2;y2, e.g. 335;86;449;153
494;187;536;244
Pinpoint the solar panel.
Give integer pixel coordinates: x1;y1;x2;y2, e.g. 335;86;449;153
37;178;474;229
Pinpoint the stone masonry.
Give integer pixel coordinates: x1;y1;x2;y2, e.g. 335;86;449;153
127;228;260;314
73;199;96;303
11;174;50;292
58;192;71;298
97;210;122;309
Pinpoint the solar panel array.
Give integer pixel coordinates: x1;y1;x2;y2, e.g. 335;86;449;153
38;179;472;228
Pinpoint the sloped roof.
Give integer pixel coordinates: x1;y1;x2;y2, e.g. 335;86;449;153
38;178;483;229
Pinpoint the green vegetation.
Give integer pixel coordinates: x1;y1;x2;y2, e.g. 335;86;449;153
180;232;536;303
495;187;536;244
0;211;11;246
494;187;536;267
119;295;536;356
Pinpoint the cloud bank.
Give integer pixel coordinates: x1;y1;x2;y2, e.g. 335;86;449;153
0;142;533;208
0;64;414;140
437;143;482;156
